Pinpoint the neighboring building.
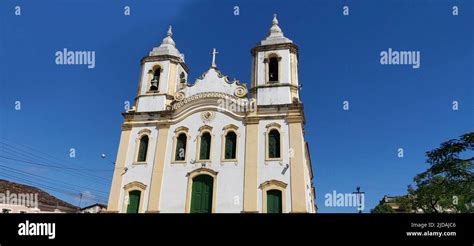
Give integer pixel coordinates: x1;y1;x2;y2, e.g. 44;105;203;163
379;195;404;212
378;195;427;213
107;15;316;213
0;179;78;213
81;203;107;213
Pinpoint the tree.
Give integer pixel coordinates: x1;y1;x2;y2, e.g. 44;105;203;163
371;204;395;213
401;132;474;213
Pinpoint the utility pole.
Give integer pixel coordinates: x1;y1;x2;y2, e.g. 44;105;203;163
353;186;365;214
78;192;83;208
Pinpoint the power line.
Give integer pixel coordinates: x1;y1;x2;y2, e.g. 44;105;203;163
0;172;108;204
0;150;111;185
0;163;109;195
0;137;115;171
0;142;112;184
0;141;111;172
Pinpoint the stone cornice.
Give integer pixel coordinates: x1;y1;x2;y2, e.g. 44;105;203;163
251;42;299;56
141;55;189;72
250;83;299;93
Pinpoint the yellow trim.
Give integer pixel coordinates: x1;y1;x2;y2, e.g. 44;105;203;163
132;130;152;165
185;168;218;213
221;124;239;163
171;127;190;164
147;125;170;212
196;126;213;162
288;122;307;212
167;63;178;95
265;123;283;161
107;127;132;212
122;181;147;213
242;122;259;212
260;180;287;213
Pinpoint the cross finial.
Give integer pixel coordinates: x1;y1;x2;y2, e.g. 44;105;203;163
167;25;173;37
211;48;219;68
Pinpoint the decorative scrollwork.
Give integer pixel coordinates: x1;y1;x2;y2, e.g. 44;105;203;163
234;86;247;98
174;91;185;101
201;111;216;122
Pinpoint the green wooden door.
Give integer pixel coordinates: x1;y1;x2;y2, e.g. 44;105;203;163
127;190;141;213
190;175;213;213
267;190;282;213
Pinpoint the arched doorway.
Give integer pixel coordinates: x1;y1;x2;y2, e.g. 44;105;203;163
190;175;214;213
126;190;141;213
267;190;282;213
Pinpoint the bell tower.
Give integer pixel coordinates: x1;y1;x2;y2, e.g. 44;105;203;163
135;26;189;112
251;15;300;106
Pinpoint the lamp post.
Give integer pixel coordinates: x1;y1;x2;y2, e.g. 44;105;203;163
101;153;115;165
353;186;365;214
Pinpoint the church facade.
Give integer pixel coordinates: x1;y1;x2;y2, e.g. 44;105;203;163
107;15;316;213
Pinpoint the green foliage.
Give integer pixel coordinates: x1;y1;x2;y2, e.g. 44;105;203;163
371;203;395;213
403;132;474;213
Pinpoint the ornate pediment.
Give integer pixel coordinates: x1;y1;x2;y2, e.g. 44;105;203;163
179;67;247;100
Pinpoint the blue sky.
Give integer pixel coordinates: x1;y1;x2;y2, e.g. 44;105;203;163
0;0;472;212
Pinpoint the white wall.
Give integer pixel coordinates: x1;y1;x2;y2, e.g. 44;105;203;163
257;86;292;105
137;95;166;112
256;49;291;86
159;111;246;213
256;119;292;213
118;126;158;212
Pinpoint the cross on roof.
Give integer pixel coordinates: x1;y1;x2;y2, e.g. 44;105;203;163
211;48;219;68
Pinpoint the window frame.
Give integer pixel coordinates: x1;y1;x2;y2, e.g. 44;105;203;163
196;126;213;162
265;123;283;161
221;124;239;163
133;129;152;165
171;126;190;164
264;53;282;84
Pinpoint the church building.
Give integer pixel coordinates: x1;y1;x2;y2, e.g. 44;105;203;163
107;15;316;213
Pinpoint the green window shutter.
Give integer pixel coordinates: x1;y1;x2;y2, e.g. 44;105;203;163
190;175;213;213
199;133;211;160
175;133;187;161
137;135;149;162
267;190;282;213
268;130;280;158
224;132;237;159
127;190;141;213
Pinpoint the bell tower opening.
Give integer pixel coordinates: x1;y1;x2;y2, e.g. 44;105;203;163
150;68;160;91
269;56;279;82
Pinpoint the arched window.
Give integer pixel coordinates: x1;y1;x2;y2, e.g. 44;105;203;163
268;129;280;158
150;69;160;91
137;135;149;162
224;131;237;160
269;57;279;82
175;133;187;161
127;190;141;214
199;132;211;160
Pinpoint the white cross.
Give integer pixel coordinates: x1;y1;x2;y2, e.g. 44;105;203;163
211;48;219;68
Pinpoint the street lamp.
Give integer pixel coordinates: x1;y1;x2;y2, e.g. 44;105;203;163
101;153;116;165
